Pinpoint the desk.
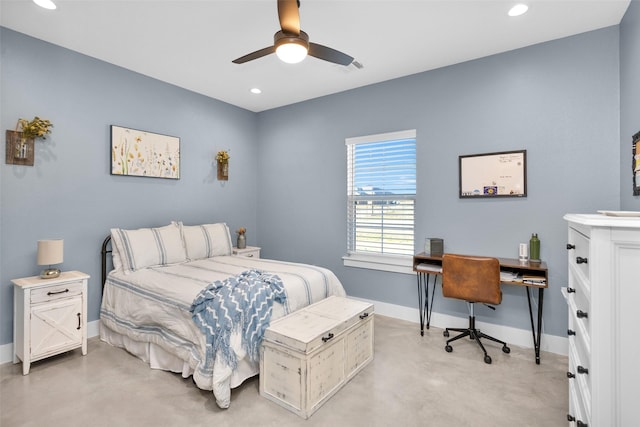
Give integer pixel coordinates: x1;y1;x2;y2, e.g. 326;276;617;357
413;253;548;364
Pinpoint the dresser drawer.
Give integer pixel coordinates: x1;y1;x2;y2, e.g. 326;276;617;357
567;292;590;346
568;340;591;404
569;381;591;427
567;274;590;322
568;226;590;282
568;314;590;368
31;281;83;304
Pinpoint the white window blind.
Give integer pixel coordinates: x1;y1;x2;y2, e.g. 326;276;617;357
346;130;416;258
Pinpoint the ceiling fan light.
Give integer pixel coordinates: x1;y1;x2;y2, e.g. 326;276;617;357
276;42;308;64
33;0;57;10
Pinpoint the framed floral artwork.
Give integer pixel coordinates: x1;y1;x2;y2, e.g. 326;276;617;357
111;125;180;179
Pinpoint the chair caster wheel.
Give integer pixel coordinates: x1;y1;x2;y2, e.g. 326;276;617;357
443;330;449;337
445;345;453;353
502;346;511;354
484;355;492;364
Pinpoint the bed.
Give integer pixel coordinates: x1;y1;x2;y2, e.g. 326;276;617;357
99;221;346;408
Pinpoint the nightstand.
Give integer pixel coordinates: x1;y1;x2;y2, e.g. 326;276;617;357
232;246;261;259
12;271;89;375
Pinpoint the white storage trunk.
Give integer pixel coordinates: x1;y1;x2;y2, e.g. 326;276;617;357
260;296;374;419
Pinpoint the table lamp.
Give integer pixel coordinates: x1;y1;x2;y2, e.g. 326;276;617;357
37;239;63;279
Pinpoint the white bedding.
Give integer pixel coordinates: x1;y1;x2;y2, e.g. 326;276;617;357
100;254;346;408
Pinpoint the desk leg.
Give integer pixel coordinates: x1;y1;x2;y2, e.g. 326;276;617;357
417;272;437;336
526;287;544;364
417;273;425;336
425;274;437;330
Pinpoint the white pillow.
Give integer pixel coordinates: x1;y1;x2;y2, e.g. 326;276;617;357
110;223;187;273
177;222;233;259
109;237;123;271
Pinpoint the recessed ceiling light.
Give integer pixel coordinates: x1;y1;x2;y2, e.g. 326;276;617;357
33;0;57;10
250;88;262;94
508;4;529;17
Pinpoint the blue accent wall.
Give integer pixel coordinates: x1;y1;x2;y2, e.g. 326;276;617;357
256;27;620;337
1;11;637;346
0;28;259;345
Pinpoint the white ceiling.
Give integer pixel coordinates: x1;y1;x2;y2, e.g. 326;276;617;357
0;0;631;112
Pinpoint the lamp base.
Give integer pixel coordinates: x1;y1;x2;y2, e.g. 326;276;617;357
40;268;61;279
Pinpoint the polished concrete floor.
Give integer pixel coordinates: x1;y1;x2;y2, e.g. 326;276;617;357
1;315;568;427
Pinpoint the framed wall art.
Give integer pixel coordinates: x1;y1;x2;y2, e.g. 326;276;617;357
633;131;640;196
111;125;180;179
459;149;527;198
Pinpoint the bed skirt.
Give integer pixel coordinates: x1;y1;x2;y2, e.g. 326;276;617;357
99;322;258;407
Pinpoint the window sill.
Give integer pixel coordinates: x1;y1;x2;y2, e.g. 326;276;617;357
342;253;414;275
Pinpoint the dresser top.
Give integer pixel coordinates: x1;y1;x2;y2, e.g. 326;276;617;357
564;213;640;228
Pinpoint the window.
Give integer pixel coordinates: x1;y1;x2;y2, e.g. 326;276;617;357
344;130;416;273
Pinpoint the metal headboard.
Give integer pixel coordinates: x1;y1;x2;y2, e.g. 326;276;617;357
101;235;112;289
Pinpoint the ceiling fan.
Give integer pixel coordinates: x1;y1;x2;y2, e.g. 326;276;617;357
232;0;354;66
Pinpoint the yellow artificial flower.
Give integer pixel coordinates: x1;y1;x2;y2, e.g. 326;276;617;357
216;150;230;162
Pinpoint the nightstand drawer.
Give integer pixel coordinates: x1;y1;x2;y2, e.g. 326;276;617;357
31;281;83;304
232;246;261;258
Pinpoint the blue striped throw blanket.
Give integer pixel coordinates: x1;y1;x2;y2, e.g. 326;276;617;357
190;269;286;371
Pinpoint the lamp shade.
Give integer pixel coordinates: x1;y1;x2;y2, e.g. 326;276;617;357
37;239;63;265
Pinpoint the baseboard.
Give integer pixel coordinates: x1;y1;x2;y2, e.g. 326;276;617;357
1;300;568;365
351;297;568;357
0;320;100;365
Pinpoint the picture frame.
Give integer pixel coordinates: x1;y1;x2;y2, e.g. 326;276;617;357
633;131;640;196
459;149;527;198
110;125;180;179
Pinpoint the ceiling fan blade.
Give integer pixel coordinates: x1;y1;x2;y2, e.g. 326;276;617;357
278;0;300;35
308;42;354;66
232;46;276;64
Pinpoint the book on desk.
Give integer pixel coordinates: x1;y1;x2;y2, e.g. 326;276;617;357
416;263;442;273
500;271;522;282
522;275;547;285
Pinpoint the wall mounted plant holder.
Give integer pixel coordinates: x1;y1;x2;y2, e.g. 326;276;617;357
217;160;229;181
215;150;230;181
5;130;34;166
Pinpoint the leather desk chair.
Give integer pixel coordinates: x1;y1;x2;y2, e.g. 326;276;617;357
441;253;510;364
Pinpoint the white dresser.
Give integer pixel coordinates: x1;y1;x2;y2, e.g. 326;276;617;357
563;214;640;427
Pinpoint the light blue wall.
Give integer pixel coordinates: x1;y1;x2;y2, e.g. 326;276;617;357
0;28;259;345
1;18;633;346
256;27;621;337
621;0;640;210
